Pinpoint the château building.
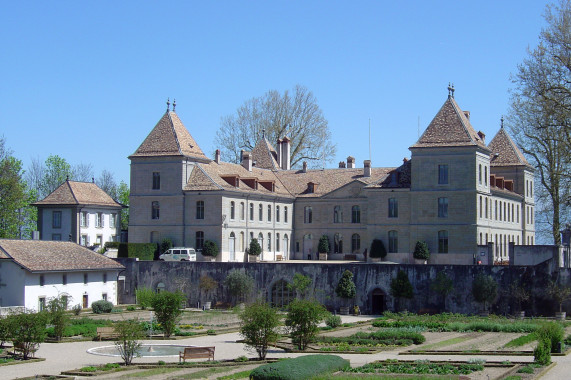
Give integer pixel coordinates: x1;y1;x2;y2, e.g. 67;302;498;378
128;89;535;264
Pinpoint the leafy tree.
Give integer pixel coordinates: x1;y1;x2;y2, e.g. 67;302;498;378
199;275;218;302
413;241;430;260
285;299;328;350
335;270;356;306
430;271;454;311
46;295;70;341
239;301;281;359
202;240;219;257
8;311;48;359
114;319;144;365
547;280;571;313
0;316;10;348
224;270;255;305
215;85;336;168
508;0;571;244
160;238;173;254
369;238;387;259
472;273;498;312
40;155;72;198
117;180;130;230
135;287;154;310
149;291;186;337
248;238;262;256
390;270;414;311
287;273;312;299
318;235;330;254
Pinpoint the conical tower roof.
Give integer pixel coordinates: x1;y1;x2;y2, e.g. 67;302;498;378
488;126;531;167
130;110;208;160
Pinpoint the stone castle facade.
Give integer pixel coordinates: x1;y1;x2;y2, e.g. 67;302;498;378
128;90;535;264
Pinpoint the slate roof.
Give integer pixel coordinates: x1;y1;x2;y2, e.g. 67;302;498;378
411;96;488;150
32;181;123;208
0;239;124;273
251;138;280;170
130;111;208;160
488;127;532;167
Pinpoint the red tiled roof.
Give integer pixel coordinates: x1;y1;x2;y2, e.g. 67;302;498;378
251;138;280;170
32;181;123;208
0;239;124;273
488;127;531;167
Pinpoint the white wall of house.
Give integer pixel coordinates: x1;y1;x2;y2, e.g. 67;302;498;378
23;270;120;311
79;208;121;246
0;261;26;307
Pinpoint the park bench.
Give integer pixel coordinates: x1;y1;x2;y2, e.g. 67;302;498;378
344;254;357;261
276;254;284;261
96;326;119;340
12;342;38;357
179;346;215;363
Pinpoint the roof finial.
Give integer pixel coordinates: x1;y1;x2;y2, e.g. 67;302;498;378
166;97;170;111
262;129;266;139
92;177;95;183
447;83;455;98
173;98;176;111
66;175;69;181
501;116;504;128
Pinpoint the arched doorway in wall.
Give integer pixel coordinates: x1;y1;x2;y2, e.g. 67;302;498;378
369;288;386;315
229;232;236;261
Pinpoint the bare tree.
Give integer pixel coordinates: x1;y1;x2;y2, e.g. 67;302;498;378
71;163;94;183
97;169;118;199
508;0;571;244
215;85;336;168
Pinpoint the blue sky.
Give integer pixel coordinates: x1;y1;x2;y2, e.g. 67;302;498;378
1;1;549;185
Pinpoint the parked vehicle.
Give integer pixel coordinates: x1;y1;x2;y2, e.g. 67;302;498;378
159;247;197;261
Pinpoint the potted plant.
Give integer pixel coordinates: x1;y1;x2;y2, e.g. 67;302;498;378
369;238;386;263
248;238;262;262
510;280;530;319
413;240;430;264
547;280;571;320
199;275;218;310
318;235;330;261
202;240;219;262
472;273;497;316
335;270;356;315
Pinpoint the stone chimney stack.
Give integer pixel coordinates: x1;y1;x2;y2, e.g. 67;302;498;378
302;161;308;173
364;160;371;177
276;138;282;168
241;150;252;171
215;149;221;164
339;161;346;168
280;136;291;170
347;156;355;169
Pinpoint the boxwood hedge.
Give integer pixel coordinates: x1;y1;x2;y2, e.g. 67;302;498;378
249;355;349;380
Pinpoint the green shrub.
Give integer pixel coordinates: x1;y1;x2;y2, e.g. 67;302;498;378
150;291;186;337
325;314;342;328
91;300;114;314
239;301;280;360
250;355;349;380
248;238;262;256
534;338;551;365
318;235;330;254
202;240;219;257
536;322;564;353
72;304;82;316
286;299;328;350
235;355;248;362
335;270;356;300
413;240;430;260
369;238;387;259
126;305;136;311
117;243;157;260
518;365;534;374
104;241;120;250
136;287;155;310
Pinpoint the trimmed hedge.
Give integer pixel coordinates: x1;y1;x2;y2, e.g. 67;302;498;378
250;355;349;380
117;243;157;260
92;300;113;314
104;242;120;250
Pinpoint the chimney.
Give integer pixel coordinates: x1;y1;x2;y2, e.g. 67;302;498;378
347;156;355;169
364;160;371;177
339;161;346;168
477;131;486;144
281;136;291;170
302;161;308;173
276;138;282;168
241;150;252;171
463;111;470;120
215;149;221;164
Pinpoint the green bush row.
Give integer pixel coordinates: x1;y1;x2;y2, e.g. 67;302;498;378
117;243;157;260
315;336;415;347
373;316;540;333
348;360;484;375
250;355;349;380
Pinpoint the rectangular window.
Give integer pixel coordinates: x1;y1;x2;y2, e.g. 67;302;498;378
96;212;103;228
52;211;62;229
102;293;107;301
304;206;312;224
249;203;254;221
96;235;102;246
110;214;116;228
84;273;88;284
80;211;88;227
52;234;61;241
478;164;482;184
152;172;160;190
62;274;67;285
267;233;271;251
152;201;160;219
196;231;204;251
81;235;87;246
230;201;235;220
388;231;398;253
103;273;107;283
485;198;488;219
438;230;449;253
240;202;245;220
388;198;398;218
39;297;46;311
438;197;448;218
196;201;205;219
40;274;45;287
351;205;361;223
438;164;449;184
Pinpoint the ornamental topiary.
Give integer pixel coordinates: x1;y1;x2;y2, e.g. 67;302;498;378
249;238;262;256
318;235;330;254
413;240;430;260
370;238;387;259
202;240;219;257
335;270;356;300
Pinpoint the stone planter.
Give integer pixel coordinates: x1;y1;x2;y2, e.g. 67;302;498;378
248;255;259;263
370;257;382;263
339;306;350;315
318;253;327;261
555;311;566;320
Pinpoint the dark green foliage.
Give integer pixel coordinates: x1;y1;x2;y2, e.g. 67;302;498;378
369;238;387;259
430;271;454;311
472;273;498;311
47;317;111;338
335;270;356;300
534;338;551;365
346;360;484;375
413;241;430;260
536;322;564;353
114;319;144;365
325;314;342;328
0;317;10;347
104;241;120;250
287;273;312;299
315;329;425;346
160;238;173;254
150;291;186;337
249;238;262;256
117;243;156;260
547;280;571;312
239;301;281;359
202;240;219;257
47;295;70;341
250;354;349;380
91;300;114;314
224;269;255;304
390;270;414;311
318;235;330;253
135;287;155;310
8;311;48;359
285;299;328;350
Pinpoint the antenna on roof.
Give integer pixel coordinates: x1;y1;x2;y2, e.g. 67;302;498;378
166;98;170;111
262;129;265;139
447;83;455;98
500;116;504;128
173;98;176;112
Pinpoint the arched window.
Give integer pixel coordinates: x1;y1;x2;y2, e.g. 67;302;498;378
478;164;482;184
276;206;280;222
334;206;342;223
284;206;288;223
270;279;295;308
156;282;165;293
484;166;488;185
351;206;361;223
259;204;263;221
267;205;272;222
241;202;245;220
249;203;254;221
438;230;448;253
388;230;398;253
230;201;235;220
240;232;245;251
258;232;264;252
267;232;271;251
151;201;160;219
276;233;280;252
351;233;360;252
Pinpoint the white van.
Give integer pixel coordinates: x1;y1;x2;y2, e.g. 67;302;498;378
159;247;197;261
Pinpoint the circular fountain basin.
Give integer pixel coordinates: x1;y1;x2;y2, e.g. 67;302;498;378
88;344;192;357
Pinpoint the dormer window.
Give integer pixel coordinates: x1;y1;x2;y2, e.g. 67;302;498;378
307;182;318;193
